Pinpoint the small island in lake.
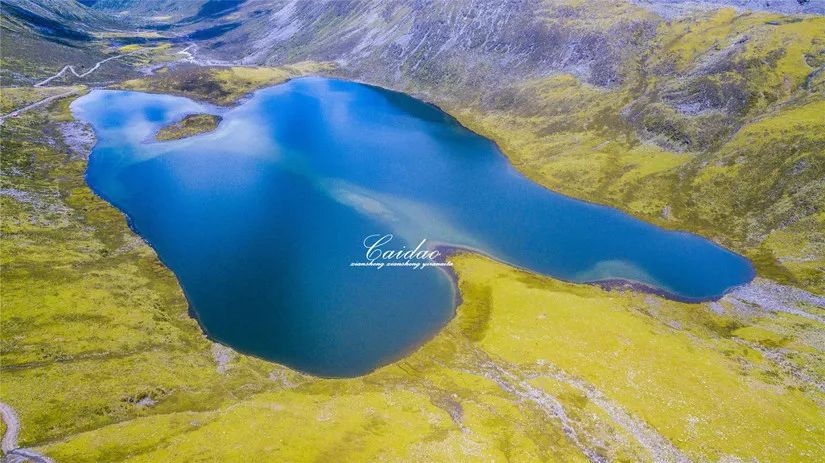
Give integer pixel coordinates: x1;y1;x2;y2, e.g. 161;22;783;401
155;113;221;141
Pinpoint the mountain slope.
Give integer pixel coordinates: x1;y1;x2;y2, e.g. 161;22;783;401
7;0;817;287
154;0;824;291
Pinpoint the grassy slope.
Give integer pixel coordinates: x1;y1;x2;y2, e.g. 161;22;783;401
28;247;825;462
447;7;825;293
0;68;821;461
455;255;823;462
117;63;335;105
0;93;280;445
0;86;81;113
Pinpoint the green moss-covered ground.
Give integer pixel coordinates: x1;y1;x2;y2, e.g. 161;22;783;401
116;63;335;105
155;113;221;141
0;92;279;446
445;8;825;293
0;87;80;114
0;70;822;461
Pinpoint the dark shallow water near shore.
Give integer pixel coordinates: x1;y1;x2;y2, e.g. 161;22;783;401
72;77;754;376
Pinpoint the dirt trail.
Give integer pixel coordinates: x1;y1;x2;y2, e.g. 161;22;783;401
0;401;55;463
1;45;169;123
0;402;20;454
33;49;144;88
0;89;80;124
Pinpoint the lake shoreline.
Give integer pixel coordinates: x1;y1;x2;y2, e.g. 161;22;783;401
72;79;757;378
433;244;751;305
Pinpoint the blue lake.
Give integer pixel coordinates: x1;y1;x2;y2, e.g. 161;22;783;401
72;77;755;376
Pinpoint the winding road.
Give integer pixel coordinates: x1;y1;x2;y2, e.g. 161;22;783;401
0;402;54;463
1;44;176;124
33;49;143;88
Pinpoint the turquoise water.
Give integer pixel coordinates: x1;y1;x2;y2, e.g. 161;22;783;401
72;77;754;376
